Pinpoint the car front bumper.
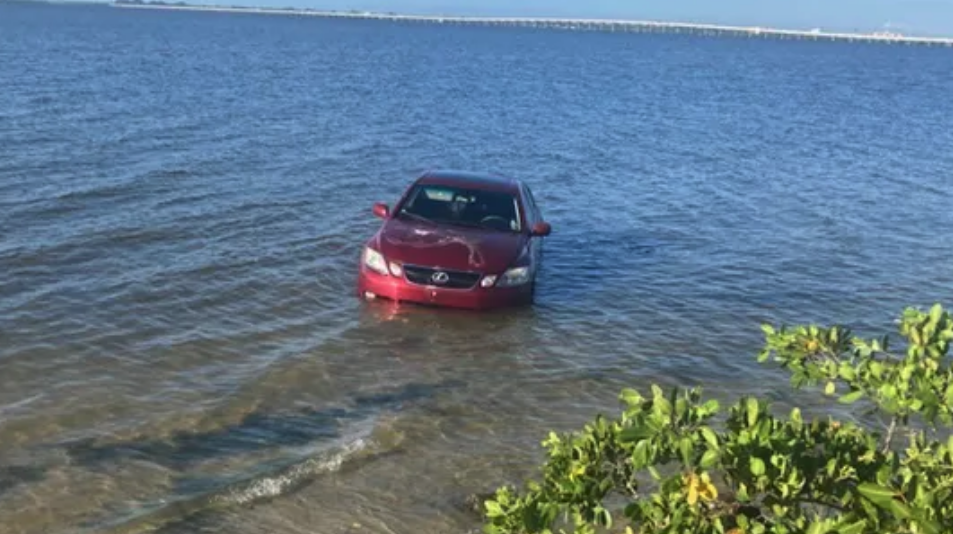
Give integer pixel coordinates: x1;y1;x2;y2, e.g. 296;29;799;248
356;265;533;311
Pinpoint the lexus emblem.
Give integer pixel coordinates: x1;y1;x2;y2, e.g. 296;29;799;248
431;271;450;285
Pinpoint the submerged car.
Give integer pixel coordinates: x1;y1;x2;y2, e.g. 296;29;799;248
356;170;552;310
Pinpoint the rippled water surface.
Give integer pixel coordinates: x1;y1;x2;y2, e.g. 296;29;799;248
2;3;952;533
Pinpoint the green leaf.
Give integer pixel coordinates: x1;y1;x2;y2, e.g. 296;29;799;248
701;399;720;415
838;390;865;404
737;483;750;502
825;381;836;395
857;483;897;509
837;519;867;534
675;398;689;422
889;499;912;519
791;407;803;424
620;388;643;406
746;397;760;427
484;500;503;518
701;449;719;468
838;363;857;381
620;426;654;443
917;518;942;534
700;427;719;450
632;439;649;468
679;437;694;466
750;457;766;476
929;303;943;326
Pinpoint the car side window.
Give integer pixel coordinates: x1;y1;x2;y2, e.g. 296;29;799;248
524;185;541;221
518;187;534;228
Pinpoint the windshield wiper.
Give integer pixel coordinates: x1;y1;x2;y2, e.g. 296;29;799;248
398;211;436;225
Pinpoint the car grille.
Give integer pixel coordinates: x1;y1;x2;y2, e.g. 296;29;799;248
403;265;481;289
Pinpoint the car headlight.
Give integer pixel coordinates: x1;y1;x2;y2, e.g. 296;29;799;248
388;261;403;277
363;247;389;275
496;266;531;287
480;275;498;287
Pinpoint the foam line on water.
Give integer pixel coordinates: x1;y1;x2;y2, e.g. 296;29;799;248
210;434;370;506
83;418;387;534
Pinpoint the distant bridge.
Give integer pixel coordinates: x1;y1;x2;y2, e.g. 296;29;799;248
112;3;953;47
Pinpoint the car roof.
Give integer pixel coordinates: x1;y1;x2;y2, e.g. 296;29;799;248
416;169;523;194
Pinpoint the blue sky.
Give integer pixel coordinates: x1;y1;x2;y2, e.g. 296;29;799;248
208;0;953;36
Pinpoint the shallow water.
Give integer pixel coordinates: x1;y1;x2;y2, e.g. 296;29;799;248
1;3;952;533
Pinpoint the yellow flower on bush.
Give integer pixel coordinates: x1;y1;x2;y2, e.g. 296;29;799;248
568;462;586;481
683;471;718;506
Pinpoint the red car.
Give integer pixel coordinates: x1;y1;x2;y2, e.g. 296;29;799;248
356;170;552;310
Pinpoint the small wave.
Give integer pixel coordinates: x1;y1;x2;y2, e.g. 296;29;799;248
29;95;56;106
87;421;387;534
148;169;192;180
211;436;368;506
0;393;47;416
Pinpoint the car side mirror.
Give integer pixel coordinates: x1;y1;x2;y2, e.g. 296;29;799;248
373;202;390;219
531;222;551;237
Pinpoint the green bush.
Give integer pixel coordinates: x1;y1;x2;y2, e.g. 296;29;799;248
482;304;953;534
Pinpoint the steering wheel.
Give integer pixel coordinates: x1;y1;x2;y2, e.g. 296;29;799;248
480;215;510;230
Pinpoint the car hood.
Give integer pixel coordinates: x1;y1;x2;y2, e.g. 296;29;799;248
374;218;527;273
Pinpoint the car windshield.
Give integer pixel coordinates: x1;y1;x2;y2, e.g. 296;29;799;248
397;184;522;233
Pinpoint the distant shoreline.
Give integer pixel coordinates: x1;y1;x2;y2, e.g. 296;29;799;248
105;1;953;47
